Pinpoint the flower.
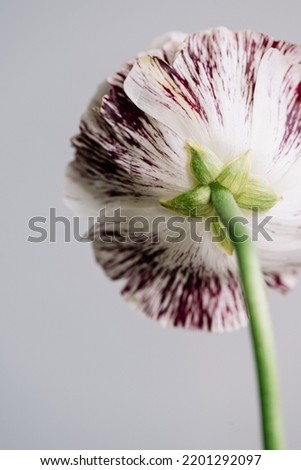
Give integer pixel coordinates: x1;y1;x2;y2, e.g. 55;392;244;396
64;27;301;332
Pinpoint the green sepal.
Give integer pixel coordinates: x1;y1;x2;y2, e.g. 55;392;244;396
210;214;234;255
186;141;223;185
216;151;251;195
160;185;211;217
235;177;280;211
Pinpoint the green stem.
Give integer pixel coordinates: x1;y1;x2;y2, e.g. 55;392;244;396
211;182;285;450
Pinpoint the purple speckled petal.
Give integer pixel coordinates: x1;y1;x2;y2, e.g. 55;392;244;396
90;218;248;333
125;28;293;163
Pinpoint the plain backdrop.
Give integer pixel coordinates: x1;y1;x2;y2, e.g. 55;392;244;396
1;0;301;450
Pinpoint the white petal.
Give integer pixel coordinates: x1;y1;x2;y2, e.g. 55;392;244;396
251;48;301;188
253;186;301;273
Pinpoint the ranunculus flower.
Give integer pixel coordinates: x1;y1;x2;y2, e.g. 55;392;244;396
64;27;301;333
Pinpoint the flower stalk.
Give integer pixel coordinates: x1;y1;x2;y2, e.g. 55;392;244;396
211;182;285;450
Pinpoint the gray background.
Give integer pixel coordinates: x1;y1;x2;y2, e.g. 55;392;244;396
1;0;301;450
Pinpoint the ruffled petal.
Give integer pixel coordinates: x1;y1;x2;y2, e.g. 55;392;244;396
90;215;247;332
147;30;187;63
251;49;301;188
110;31;186;88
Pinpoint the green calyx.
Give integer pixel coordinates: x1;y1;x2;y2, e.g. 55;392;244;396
160;185;211;217
160;141;280;254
